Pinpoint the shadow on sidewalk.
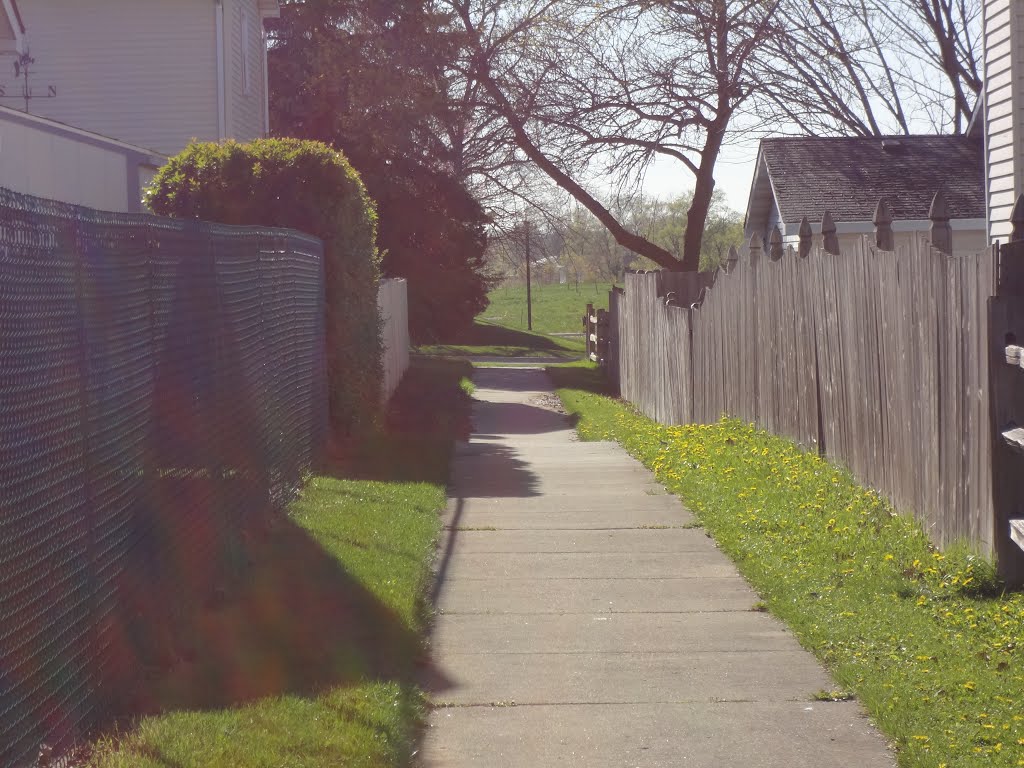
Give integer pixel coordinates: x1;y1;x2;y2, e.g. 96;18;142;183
470;400;577;436
449;442;541;498
471;367;556;393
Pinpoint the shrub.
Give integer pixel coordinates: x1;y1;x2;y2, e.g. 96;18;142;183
146;138;382;436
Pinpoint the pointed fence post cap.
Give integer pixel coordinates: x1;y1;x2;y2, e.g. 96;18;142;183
798;216;812;258
929;189;953;254
769;226;783;261
873;197;894;251
928;190;949;221
872;197;893;227
1012;193;1024;242
725;245;739;272
748;231;763;262
821;210;840;255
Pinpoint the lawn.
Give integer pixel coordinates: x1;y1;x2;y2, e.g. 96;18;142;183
549;365;1024;768
88;358;473;768
415;282;614;360
416;319;585;359
481;281;614;336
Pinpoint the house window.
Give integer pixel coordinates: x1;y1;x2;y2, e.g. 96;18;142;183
240;6;252;95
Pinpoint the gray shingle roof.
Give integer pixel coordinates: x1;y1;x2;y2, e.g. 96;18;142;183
760;135;985;223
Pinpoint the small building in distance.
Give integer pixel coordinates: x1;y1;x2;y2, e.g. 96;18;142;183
743;134;987;256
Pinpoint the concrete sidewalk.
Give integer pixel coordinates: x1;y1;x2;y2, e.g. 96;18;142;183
420;367;895;767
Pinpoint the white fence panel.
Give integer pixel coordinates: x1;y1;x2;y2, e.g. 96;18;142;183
378;278;410;402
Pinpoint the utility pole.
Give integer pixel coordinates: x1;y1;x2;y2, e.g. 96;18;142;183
524;217;533;331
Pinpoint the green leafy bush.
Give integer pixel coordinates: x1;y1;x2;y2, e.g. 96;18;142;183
146;138;382;436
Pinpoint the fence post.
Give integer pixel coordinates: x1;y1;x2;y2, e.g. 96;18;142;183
748;232;763;263
584;302;595;361
1012;193;1024;243
873;197;894;251
69;214;102;721
608;286;622;394
798;216;812;258
725;245;739;273
769;226;784;261
929;190;952;255
596;308;609;367
990;232;1024;586
821;210;840;255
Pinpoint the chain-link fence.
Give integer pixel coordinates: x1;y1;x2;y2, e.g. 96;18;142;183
0;187;327;766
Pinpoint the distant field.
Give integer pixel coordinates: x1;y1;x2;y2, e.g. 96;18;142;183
483;282;614;336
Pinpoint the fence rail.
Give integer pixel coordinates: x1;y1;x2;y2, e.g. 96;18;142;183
0;187;327;766
608;231;1024;582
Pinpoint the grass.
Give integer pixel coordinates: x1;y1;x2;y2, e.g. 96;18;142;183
416;319;584;358
87;358;473;768
482;281;613;336
548;364;1024;768
415;282;614;360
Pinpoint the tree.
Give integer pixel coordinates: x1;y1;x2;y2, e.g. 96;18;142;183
444;0;783;272
364;156;494;341
766;0;981;136
268;0;493;339
648;191;744;271
557;190;743;281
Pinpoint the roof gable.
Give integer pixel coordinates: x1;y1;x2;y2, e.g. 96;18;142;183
755;135;985;226
0;0;24;52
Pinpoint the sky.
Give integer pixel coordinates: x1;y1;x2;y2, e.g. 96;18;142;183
638;140;760;218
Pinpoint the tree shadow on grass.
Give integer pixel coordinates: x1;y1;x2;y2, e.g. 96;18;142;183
419;320;582;358
100;476;448;719
450;320;566;350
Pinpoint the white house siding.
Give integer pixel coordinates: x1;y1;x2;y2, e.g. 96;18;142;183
0;107;163;212
984;0;1021;243
4;0;220;157
223;0;269;142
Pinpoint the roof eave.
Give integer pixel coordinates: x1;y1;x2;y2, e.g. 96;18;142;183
966;92;983;139
743;145;770;233
257;0;281;19
0;0;26;53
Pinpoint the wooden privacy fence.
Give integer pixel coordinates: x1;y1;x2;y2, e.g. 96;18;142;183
378;278;410;402
609;201;1024;582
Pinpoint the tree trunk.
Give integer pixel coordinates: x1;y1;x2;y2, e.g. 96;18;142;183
681;117;729;272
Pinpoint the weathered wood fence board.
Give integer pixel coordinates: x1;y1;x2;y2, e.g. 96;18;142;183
608;233;1008;571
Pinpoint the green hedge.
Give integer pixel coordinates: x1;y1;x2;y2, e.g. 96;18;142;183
146;139;382;436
